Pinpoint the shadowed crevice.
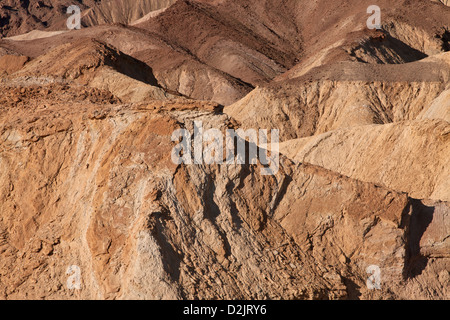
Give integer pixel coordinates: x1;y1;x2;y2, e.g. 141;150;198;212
404;199;435;279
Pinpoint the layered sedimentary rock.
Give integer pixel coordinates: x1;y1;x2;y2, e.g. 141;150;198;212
0;0;448;300
0;94;447;299
279;120;450;201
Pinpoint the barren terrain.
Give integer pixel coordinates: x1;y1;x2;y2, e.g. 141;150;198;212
0;0;448;300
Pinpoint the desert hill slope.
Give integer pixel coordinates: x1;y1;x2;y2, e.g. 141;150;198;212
0;0;177;37
0;94;447;299
0;0;97;37
10;38;178;103
0;0;448;300
1;0;449;105
0;23;253;105
224;52;450;140
137;0;450;83
279;120;450;201
81;0;177;27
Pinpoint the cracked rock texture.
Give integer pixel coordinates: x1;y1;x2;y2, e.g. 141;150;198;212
0;98;448;300
0;0;449;300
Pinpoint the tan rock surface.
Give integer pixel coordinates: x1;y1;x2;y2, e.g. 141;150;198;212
0;88;447;299
11;38;177;103
0;55;29;75
0;24;253;105
0;0;448;301
279;120;450;202
81;0;177;27
0;0;177;38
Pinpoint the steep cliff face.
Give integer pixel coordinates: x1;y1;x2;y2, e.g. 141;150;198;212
0;87;447;300
0;0;448;301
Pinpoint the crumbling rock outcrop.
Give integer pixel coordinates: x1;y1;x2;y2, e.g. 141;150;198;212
0;0;448;301
0;93;448;300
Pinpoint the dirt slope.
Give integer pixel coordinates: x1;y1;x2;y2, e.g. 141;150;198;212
10;38;177;103
136;0;450;84
2;0;449;105
0;24;253;105
82;0;177;27
225;53;450;141
0;0;176;38
279;120;450;201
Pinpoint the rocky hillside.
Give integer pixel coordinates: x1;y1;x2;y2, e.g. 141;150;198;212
0;0;175;37
0;91;447;299
0;0;96;37
0;0;448;300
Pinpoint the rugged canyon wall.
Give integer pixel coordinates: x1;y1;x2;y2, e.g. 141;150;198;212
0;0;448;300
0;90;448;299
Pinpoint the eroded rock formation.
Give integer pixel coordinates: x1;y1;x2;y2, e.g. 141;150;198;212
0;0;448;300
